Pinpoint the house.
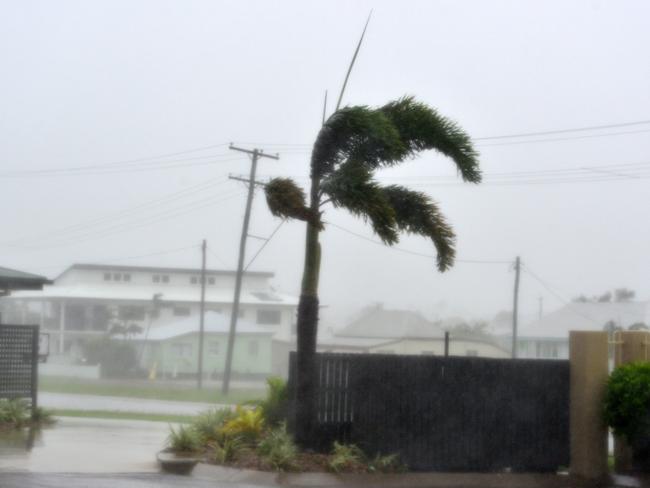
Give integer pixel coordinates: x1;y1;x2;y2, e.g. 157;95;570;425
320;305;509;358
0;266;51;295
510;301;650;359
132;311;275;379
0;263;298;362
255;304;512;377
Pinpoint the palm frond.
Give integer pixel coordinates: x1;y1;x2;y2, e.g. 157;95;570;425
380;97;481;183
381;185;456;271
311;97;480;183
265;178;320;227
311;107;404;178
321;163;398;244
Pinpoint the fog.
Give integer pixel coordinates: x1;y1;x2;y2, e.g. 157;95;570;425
2;0;650;328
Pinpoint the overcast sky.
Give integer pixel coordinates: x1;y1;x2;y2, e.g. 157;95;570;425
2;0;649;327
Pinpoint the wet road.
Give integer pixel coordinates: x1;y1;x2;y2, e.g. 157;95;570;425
0;417;169;473
40;392;224;416
0;472;267;488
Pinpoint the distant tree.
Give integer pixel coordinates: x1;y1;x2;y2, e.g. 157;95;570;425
603;320;623;337
615;288;636;302
451;320;489;336
628;322;649;331
573;295;589;303
597;292;612;303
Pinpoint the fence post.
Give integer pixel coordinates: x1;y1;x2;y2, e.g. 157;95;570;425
569;331;609;482
613;330;650;472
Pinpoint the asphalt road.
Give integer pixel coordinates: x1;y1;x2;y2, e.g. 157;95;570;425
40;392;224;415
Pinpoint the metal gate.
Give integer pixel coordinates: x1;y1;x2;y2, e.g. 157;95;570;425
0;324;39;409
288;352;569;472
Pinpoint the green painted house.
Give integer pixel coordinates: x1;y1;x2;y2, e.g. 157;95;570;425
133;311;274;379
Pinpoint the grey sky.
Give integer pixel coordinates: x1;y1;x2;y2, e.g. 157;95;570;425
2;0;649;326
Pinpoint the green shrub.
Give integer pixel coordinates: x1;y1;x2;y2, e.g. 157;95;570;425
82;337;139;378
367;453;406;473
220;406;264;444
328;442;366;473
604;362;650;443
212;435;245;464
166;424;201;453
191;408;234;444
258;377;288;427
257;422;297;471
0;399;29;428
31;406;56;426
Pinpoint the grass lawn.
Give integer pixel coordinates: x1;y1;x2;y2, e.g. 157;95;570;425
39;376;264;404
52;409;194;423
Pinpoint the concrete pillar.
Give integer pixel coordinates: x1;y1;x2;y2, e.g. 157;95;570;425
613;330;650;472
570;331;609;481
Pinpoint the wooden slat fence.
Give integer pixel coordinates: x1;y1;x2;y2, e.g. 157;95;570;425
288;352;569;472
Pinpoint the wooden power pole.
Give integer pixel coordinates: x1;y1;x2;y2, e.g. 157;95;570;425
222;144;278;394
197;239;207;389
512;256;521;359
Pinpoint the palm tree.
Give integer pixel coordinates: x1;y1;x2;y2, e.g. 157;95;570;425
264;96;481;445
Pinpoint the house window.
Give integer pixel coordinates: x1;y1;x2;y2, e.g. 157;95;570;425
123;274;131;282
153;275;160;283
190;277;198;285
248;340;259;357
208;277;215;285
113;273;122;281
209;342;219;355
162;275;169;283
171;343;192;357
466;349;478;357
103;273;111;281
256;310;282;325
173;306;191;317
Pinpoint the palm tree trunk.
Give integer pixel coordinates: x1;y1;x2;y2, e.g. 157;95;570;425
294;176;321;448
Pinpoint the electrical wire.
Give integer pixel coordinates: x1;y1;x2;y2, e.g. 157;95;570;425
244;220;286;271
327;221;511;264
0;177;231;246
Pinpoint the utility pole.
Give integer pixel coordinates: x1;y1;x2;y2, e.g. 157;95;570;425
222;144;279;394
512;256;521;359
197;239;207;389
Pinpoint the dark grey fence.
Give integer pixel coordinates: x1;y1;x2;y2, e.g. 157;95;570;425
0;324;39;409
288;352;569;472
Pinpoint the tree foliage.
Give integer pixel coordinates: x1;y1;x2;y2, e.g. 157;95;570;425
265;97;480;272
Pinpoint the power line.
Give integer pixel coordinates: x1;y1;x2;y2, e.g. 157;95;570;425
477;127;650;147
475;119;650;141
0;155;248;178
0;177;231;246
29;244;201;270
245;220;286;271
327;221;511;264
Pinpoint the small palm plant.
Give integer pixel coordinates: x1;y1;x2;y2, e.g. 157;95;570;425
264;96;480;445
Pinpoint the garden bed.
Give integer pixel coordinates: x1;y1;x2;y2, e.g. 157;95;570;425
161;378;404;475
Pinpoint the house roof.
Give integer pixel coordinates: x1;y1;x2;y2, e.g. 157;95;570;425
0;266;51;291
132;311;274;341
4;285;298;306
56;263;274;281
337;306;444;339
519;301;649;339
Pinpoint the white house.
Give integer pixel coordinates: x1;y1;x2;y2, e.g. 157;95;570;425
507;301;650;359
0;263;298;362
